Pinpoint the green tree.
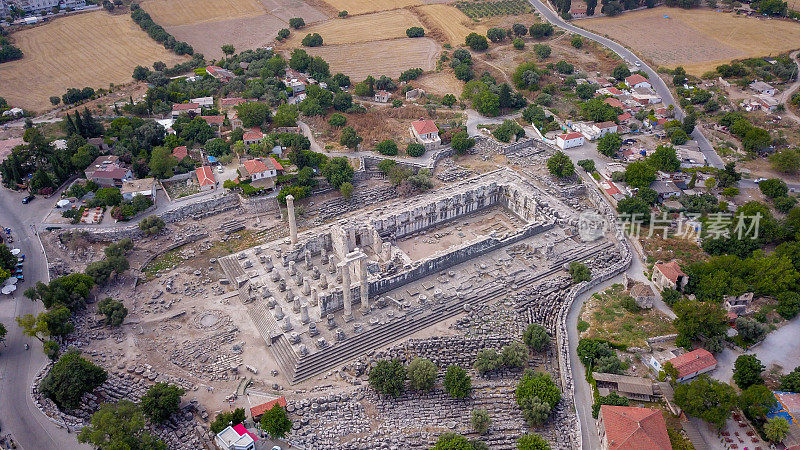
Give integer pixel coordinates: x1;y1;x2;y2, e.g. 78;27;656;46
273;104;299;127
139;215;165;236
375;139;399;156
648;145;681;172
571;35;583;48
765;416;790;442
529;23;554;38
569;261;591;283
769;148;800;174
624;160;656;189
597;133;622;157
289;17;305;28
474;349;502;375
612;64;631;80
733;354;764;390
0;322;6;344
673;375;737;428
78;400;166;450
465;33;488;50
673;300;727;349
523;323;549;351
444;365;472;398
221;44;235;59
407;357;437;392
533;43;551;60
406;26;425;38
369;359;407;398
486;27;506;42
406;143;425;157
210;408;246;434
40;350;107;410
141;382;185;423
501;341;530;369
442;94;457;107
97;297;128;326
149;146;178;179
339;181;354;200
339;126;362;149
547;151;575;178
431;433;475;450
235;102;272;128
739;383;777;422
24;273;95;311
260;405;292;438
320;156;353;189
451;131;475;155
517;434;551;450
781;366;800;392
328;113;347;128
759;178;788;198
301;33;323;47
516;370;561;425
471;408;491;434
16;306;74;341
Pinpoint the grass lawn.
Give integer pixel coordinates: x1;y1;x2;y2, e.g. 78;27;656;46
579;284;676;348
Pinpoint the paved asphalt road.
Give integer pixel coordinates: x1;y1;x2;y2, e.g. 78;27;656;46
526;0;724;169
0;190;91;449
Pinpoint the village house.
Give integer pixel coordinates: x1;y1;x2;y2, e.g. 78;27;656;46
171;103;201;119
556;131;585;150
651;260;688;291
374;90;392;103
598;86;624;97
190;96;214;108
239;157;282;189
206;66;235;83
604;97;625;110
650;180;681;201
195;166;216;191
594;121;619;137
569;3;587;18
172;145;188;160
243;129;264;147
201;116;225;134
630;283;656;309
665;348;718;382
749;80;776;96
724;292;754;315
120;178;156;202
410;118;441;150
625;74;652;90
617;112;633;124
597;405;670;450
214;424;257;450
593;372;657;402
84;155;132;188
87;136;116;152
220;97;247;109
406;88;425;101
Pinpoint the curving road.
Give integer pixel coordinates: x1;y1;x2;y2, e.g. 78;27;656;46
526;0;724;169
0;190;90;449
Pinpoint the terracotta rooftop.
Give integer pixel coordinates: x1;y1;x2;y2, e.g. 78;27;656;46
601;405;670;450
625;74;649;86
250;397;287;418
411;119;438;135
221;97;246;107
559;132;584;140
201;115;224;125
173;103;200;111
604;98;625;109
195;166;215;187
242;158;271;175
654;260;686;283
243;130;263;141
667;348;717;379
172;146;188;159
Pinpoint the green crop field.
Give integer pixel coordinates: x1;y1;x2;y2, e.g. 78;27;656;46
454;0;533;18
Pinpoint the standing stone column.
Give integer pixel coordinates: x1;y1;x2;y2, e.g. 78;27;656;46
359;257;369;312
339;261;353;321
286;194;298;244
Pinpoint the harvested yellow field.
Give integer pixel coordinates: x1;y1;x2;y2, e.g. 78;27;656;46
304;37;440;79
283;9;423;46
0;11;186;112
581;7;800;75
415;4;488;46
142;0;266;26
320;0;421;15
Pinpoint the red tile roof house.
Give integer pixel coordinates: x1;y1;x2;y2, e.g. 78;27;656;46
172;145;188;160
250;396;287;421
374;90;392;103
242;129;264;147
171;102;201;119
604;97;625;110
410;119;441;150
205;65;235;83
239;158;279;189
666;348;718;382
201;115;225;127
651;260;688;291
84;155;132;188
556;131;585;150
570;3;587;17
625;74;652;90
195;166;216;191
598;405;670;450
220;97;247;108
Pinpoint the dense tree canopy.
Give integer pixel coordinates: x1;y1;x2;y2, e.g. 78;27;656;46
78;400;167;450
40;350;107;410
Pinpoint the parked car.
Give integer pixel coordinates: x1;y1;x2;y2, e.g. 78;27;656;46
22;195;35;204
17;255;24;262
754;177;767;183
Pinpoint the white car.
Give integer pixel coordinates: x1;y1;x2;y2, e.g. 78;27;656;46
217;166;224;173
634;61;641;67
271;446;282;450
754;178;767;183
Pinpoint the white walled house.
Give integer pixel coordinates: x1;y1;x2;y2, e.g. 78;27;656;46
556;131;585;149
410;119;441;150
